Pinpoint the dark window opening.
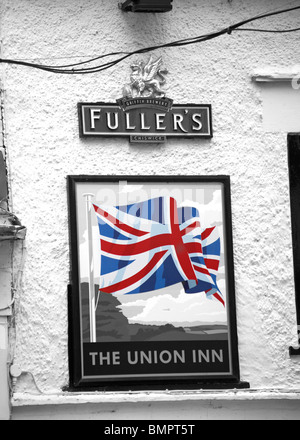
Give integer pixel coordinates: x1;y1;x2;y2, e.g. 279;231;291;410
288;134;300;356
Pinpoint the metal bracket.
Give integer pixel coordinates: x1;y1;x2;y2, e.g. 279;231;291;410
119;0;132;11
119;0;173;13
289;346;300;357
0;225;26;241
0;211;27;241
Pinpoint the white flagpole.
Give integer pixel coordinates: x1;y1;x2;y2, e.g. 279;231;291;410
83;193;97;343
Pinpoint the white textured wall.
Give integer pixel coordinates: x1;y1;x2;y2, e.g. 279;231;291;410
1;0;300;418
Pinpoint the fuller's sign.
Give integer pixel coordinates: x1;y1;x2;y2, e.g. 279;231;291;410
78;56;213;143
79;102;212;142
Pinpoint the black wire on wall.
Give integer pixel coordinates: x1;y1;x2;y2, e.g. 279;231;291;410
0;5;299;75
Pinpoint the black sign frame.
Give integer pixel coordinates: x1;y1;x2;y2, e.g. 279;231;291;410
67;175;248;390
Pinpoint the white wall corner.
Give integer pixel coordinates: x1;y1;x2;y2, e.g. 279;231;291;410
251;66;300;132
0;317;10;420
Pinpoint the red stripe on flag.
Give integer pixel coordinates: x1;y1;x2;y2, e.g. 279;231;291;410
180;221;200;237
213;292;225;307
204;258;220;271
201;227;215;241
93;204;148;237
102;250;167;294
185;242;203;254
170;198;198;283
101;233;174;256
194;265;211;277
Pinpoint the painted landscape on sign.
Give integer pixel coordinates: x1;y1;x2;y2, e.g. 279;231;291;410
81;284;228;343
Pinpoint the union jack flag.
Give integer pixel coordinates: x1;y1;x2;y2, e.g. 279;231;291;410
92;197;225;307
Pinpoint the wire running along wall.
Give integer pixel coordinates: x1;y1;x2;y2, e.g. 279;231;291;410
0;5;300;75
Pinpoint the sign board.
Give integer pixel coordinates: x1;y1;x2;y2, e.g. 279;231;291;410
78;102;213;142
78;56;212;143
68;175;243;389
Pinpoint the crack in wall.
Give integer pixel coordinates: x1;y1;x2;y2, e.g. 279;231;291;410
0;87;9;211
0;0;9;212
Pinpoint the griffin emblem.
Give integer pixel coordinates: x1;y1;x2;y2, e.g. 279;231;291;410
123;56;168;99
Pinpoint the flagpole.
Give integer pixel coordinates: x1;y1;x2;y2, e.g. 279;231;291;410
83;193;97;343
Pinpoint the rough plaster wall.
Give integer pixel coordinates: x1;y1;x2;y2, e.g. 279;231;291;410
1;0;300;399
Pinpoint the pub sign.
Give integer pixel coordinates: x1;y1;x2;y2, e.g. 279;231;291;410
78;57;213;143
68;176;242;388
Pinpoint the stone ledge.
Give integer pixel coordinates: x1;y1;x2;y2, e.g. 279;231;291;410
252;66;300;83
12;389;300;407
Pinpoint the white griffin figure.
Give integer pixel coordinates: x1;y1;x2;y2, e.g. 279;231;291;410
123;56;168;99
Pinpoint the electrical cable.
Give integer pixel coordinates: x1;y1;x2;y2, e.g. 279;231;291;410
235;27;300;33
0;5;299;75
